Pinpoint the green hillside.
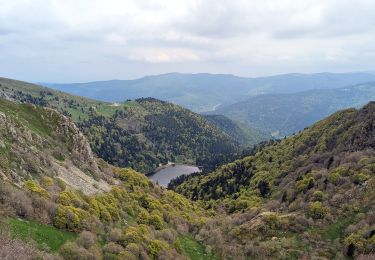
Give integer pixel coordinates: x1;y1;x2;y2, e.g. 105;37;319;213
0;77;247;173
171;102;375;258
204;114;270;146
0;98;216;259
213;82;375;137
3;76;375;259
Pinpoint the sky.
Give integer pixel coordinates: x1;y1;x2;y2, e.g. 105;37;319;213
1;0;375;82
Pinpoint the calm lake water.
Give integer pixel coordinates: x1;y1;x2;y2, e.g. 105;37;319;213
148;164;201;187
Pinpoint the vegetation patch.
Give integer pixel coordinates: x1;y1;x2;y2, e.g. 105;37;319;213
178;235;219;260
7;218;77;251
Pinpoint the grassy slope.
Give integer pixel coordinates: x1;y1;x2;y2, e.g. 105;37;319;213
6;218;77;251
178;235;219;260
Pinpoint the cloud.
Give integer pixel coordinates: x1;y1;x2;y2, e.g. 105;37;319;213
0;0;375;82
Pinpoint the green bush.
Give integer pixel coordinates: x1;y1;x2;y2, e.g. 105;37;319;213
308;202;329;219
296;176;314;193
148;239;168;256
352;173;370;185
312;190;324;202
24;180;50;198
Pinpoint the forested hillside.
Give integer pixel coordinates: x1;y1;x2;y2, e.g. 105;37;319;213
171;102;375;259
203;114;269;146
212;82;375;137
0;98;217;259
77;98;242;173
0;77;251;173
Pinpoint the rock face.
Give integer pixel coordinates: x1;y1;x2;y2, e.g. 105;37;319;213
0;100;109;194
51;108;99;174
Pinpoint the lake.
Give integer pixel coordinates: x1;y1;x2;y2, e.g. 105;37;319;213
148;164;201;187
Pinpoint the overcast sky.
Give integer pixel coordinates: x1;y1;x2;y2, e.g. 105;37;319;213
1;0;375;82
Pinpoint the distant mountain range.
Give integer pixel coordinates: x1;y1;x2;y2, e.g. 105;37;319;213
42;72;375;112
211;82;375;137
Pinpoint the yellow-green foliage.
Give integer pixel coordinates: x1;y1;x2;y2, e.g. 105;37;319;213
137;209;150;225
352;171;370;185
148;239;169;256
344;233;367;253
123;227;143;245
115;168;150;188
42;176;54;186
55;205;90;231
296;175;315;193
328;167;348;184
308;202;329;219
312;190;324;202
149;212;164;230
24;180;50;198
57;190;81;206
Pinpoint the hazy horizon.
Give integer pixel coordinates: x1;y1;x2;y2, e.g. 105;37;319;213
2;0;375;83
32;70;375;85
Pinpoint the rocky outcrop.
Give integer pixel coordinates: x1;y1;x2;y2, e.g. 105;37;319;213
0;103;110;194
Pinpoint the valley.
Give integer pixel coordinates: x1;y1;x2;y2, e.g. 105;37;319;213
3;1;375;259
1;75;375;260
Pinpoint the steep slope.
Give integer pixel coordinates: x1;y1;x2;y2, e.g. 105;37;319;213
43;72;375;112
213;82;375;137
203;114;270;146
0;98;216;259
171;102;375;259
0;77;244;173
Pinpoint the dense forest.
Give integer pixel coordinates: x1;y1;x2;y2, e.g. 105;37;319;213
77;98;242;173
203;114;269;146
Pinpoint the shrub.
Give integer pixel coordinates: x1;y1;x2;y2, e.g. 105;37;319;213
118;251;137;260
149;213;164;230
77;231;96;250
148;239;168;256
103;242;123;255
296;176;314;193
24;180;50;198
125;243;140;256
352;173;370;185
109;228;122;243
344;233;367;256
312;190;324;202
42;176;54;186
59;241;80;259
54;205;89;231
123;228;142;245
308;202;329;219
137;209;150;224
328;167;348;184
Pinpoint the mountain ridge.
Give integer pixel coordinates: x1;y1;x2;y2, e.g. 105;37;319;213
211;81;375;137
41;71;375;112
